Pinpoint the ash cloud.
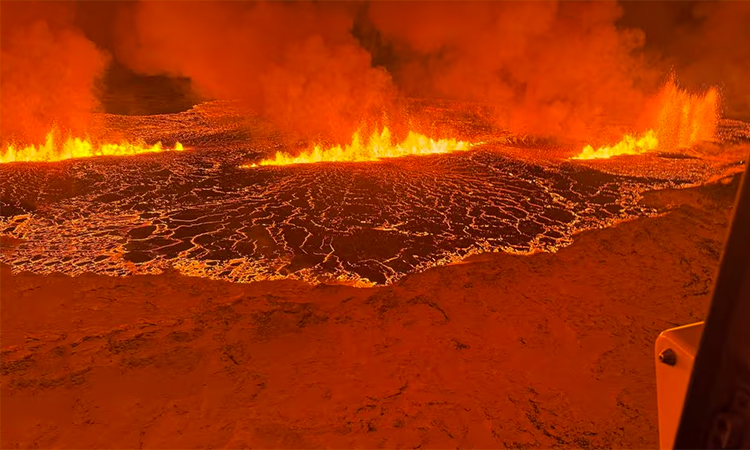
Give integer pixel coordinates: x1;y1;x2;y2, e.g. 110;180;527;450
366;1;662;141
114;1;396;143
0;1;109;145
2;1;749;147
654;2;750;121
114;0;666;143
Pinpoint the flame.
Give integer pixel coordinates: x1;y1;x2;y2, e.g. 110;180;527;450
573;80;720;160
1;129;185;164
247;127;472;167
574;130;659;160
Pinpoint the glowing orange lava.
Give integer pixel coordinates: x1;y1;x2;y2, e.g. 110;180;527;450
246;127;472;167
0;130;185;164
574;80;720;160
574;130;659;160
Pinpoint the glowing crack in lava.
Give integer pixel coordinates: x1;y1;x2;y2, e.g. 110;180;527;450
574;80;720;160
248;127;472;167
1;101;748;286
0;129;185;164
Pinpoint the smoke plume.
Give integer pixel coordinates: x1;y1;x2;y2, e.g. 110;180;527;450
115;1;396;142
367;1;662;141
662;1;750;121
3;1;749;147
0;1;109;145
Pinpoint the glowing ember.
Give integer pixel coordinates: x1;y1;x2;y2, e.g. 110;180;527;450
0;129;185;164
574;80;720;160
247;127;472;167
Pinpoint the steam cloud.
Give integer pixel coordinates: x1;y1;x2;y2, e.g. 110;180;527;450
367;1;660;141
663;2;750;121
114;1;396;142
1;1;748;146
0;2;109;145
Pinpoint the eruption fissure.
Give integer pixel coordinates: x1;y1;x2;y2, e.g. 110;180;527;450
246;127;473;167
0;129;185;164
1;101;747;286
573;80;720;160
1;1;749;288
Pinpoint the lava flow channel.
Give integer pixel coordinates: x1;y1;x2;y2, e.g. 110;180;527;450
247;127;472;167
574;80;720;160
0;129;185;164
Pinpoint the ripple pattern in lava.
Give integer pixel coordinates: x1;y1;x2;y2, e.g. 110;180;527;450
1;144;670;285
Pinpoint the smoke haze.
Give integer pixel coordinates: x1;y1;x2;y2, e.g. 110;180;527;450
114;1;396;142
367;1;659;141
1;1;109;144
1;1;748;146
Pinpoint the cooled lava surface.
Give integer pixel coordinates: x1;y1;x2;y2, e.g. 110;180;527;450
1;101;748;285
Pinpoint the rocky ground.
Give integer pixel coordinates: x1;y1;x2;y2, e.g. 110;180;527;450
0;172;742;449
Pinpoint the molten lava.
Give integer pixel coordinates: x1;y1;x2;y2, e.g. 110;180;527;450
0;129;185;164
574;130;659;160
574;80;720;160
248;127;471;167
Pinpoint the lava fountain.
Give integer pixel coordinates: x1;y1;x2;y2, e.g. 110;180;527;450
574;80;720;160
247;127;472;167
0;128;185;164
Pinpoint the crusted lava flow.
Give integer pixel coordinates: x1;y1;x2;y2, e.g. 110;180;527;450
1;102;748;286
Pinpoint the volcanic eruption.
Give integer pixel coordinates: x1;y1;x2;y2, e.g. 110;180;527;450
248;128;472;167
574;78;720;160
0;130;184;163
2;1;750;449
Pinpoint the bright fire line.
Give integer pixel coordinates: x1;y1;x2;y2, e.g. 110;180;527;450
1;130;185;164
246;127;472;167
573;130;658;160
573;80;719;160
